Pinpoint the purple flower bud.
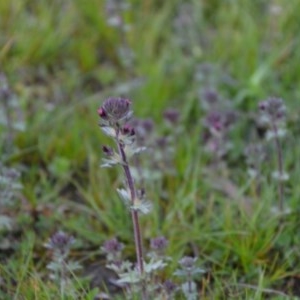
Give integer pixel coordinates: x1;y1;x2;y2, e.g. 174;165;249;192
259;101;267;111
179;256;197;269
121;124;135;136
97;107;108;119
150;236;168;251
102;238;124;254
205;111;224;133
276;111;284;119
258;97;286;122
163;280;177;295
202;88;219;104
142;119;154;133
102;145;114;156
224;111;237;127
46;231;75;251
163;108;180;124
2;167;20;180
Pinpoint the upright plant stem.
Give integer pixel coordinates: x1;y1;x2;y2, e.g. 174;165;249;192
60;259;66;300
271;121;284;211
116;133;144;276
187;271;192;294
117;139;148;299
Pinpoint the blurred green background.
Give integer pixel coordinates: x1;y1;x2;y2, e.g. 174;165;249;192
1;0;300;298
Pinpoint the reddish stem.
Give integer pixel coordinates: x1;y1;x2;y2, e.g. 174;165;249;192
116;130;145;276
271;121;284;211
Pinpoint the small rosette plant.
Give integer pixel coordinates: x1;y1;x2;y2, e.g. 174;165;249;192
174;256;205;300
45;231;81;298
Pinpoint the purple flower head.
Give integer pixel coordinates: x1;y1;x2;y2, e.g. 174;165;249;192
46;231;75;252
205;111;225;133
163;108;180;124
141;119;154;133
2;167;20;181
98;97;132;123
204;110;236;135
150;236;168;252
258;97;286;122
102;238;124;255
202;88;219;104
97;107;107;119
179;256;197;270
163;280;177;295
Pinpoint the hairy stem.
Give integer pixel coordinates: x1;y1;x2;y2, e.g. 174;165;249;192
115;130;145;278
188;271;192;294
60;258;66;300
271;121;284;211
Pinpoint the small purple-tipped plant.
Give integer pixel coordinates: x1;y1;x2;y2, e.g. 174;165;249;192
98;97;132;124
244;143;266;179
162;280;178;299
148;236;170;266
45;231;80;298
45;230;75;257
0;73;25;151
150;236;168;253
0;164;22;231
102;237;124;255
101;237;124;266
244;143;266;199
203;110;236;168
258;97;288;212
98;97;151;299
0;164;22;206
174;256;205;300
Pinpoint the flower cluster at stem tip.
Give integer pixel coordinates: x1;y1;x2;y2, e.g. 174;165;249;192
45;231;75;256
258;97;286;123
98;97;132;126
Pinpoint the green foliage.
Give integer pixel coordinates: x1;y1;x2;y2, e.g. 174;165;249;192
1;0;300;298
